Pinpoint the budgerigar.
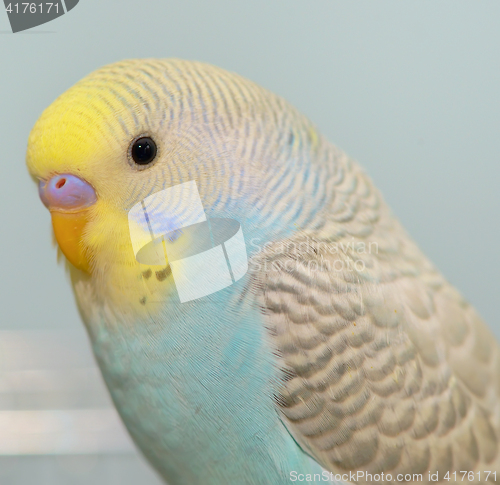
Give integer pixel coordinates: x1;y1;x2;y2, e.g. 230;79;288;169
26;59;500;484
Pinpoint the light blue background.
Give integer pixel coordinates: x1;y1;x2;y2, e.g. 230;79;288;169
0;1;499;484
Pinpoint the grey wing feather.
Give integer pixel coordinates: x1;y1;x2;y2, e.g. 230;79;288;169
258;155;500;483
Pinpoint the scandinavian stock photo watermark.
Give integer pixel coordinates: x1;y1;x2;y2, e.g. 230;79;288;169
127;181;380;303
247;236;379;274
289;470;497;482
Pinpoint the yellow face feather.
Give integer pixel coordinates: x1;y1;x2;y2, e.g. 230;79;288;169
27;91;135;278
26;58;317;313
26;61;178;311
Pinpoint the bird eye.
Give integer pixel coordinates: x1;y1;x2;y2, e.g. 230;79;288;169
130;136;157;166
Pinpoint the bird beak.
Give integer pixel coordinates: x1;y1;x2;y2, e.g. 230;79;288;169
38;174;97;274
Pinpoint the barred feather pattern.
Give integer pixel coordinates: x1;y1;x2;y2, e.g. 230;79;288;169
258;151;500;483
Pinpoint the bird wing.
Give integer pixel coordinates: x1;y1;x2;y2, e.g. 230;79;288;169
257;158;500;482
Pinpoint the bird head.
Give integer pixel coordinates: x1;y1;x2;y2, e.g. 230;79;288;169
26;59;324;308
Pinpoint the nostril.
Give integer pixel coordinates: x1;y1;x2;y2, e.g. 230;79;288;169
39;174;97;211
55;178;66;189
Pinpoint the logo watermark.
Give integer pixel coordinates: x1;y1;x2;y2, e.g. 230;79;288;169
127;181;381;303
128;180;248;303
3;0;79;32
